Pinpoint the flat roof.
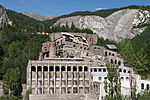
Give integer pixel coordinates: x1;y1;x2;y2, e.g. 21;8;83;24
106;44;117;50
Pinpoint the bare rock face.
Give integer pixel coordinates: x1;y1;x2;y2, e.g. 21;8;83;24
53;9;150;42
23;12;59;21
0;6;9;27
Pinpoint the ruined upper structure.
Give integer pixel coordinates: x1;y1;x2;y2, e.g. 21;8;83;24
39;32;123;67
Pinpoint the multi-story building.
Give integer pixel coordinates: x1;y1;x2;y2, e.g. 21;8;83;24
26;32;150;100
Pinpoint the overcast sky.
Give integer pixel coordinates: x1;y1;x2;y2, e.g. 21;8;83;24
0;0;149;16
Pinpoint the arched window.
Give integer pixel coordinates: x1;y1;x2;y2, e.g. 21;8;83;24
128;71;131;73
44;66;48;71
147;84;149;90
31;66;36;72
98;77;102;80
61;66;66;71
104;77;107;80
94;69;97;72
121;77;124;80
112;53;114;56
79;66;82;71
56;66;60;72
126;77;129;80
37;66;42;71
50;66;54;71
115;60;117;64
67;66;71;71
99;69;102;72
123;70;126;73
105;52;107;56
103;69;106;72
109;52;111;56
141;83;144;90
118;61;121;66
73;66;77;71
84;66;88;71
110;59;113;64
119;69;122;72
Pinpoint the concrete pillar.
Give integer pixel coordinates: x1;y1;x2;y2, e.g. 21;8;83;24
35;63;38;94
48;63;50;94
54;63;56;94
66;64;68;94
60;63;62;94
42;64;44;94
77;64;79;93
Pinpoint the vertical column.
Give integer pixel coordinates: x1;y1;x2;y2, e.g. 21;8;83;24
66;64;68;94
77;64;79;93
35;63;38;94
82;64;85;93
48;63;50;94
42;64;44;94
71;64;73;93
60;63;62;94
54;63;56;94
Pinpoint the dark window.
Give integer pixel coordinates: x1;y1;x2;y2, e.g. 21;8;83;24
84;66;88;71
98;77;102;80
37;66;42;71
56;66;60;72
44;66;48;71
118;61;121;66
73;66;77;71
123;70;126;73
103;69;106;72
31;66;36;72
115;60;117;64
111;59;113;63
119;69;122;72
105;52;107;56
109;52;111;56
67;66;71;71
50;66;54;71
94;69;97;72
79;66;82;71
61;66;65;71
99;69;102;72
147;84;149;90
141;83;144;90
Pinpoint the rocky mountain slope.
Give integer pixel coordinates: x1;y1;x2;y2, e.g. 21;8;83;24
0;5;9;28
23;12;59;21
53;9;150;42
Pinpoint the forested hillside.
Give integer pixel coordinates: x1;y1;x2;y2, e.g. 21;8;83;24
118;26;150;78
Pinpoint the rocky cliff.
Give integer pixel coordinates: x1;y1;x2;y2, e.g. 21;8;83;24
0;5;9;28
53;9;150;42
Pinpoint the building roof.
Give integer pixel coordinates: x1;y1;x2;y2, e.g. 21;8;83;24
106;44;117;50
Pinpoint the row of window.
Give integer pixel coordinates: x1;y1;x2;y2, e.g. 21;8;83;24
31;66;89;72
141;83;150;90
105;51;115;56
98;77;130;81
91;68;131;74
110;59;121;65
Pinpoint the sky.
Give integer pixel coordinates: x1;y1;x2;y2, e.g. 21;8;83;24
0;0;149;16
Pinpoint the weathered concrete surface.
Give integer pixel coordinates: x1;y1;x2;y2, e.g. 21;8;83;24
29;93;97;100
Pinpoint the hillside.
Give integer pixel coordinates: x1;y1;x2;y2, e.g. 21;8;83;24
22;12;59;21
47;5;150;42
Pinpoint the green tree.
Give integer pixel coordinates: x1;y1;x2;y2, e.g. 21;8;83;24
104;63;124;100
3;67;22;98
